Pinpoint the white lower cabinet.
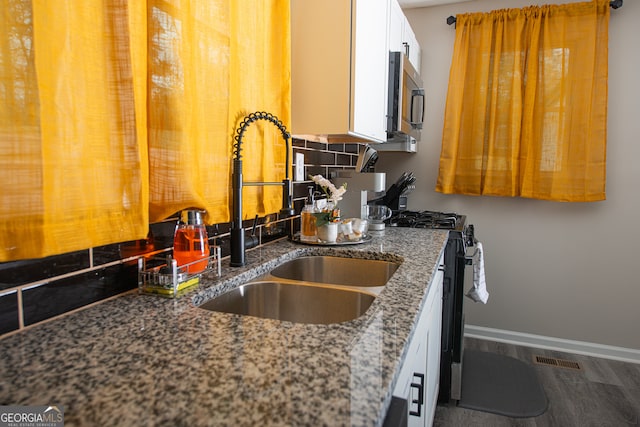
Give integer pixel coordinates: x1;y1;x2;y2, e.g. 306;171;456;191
393;253;444;427
425;269;443;424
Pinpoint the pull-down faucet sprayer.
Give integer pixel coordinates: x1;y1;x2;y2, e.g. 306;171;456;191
230;111;295;267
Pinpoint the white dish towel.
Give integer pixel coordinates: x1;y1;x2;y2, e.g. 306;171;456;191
466;241;489;304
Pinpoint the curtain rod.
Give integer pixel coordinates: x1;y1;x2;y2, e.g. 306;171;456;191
447;0;622;26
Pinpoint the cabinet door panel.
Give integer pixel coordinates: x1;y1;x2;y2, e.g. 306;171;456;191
403;23;421;73
407;306;429;427
351;0;389;142
389;0;405;53
392;252;444;427
425;258;444;426
291;0;389;143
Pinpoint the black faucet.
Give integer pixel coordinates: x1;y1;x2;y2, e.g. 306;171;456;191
230;111;295;267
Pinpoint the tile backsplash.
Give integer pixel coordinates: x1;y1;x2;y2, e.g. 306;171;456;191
0;139;362;336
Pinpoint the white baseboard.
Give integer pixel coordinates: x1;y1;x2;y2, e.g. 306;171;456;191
464;324;640;365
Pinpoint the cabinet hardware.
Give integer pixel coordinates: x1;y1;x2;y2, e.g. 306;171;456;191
409;372;425;417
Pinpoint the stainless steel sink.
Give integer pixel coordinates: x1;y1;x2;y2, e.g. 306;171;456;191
269;256;400;287
200;255;400;324
199;281;375;324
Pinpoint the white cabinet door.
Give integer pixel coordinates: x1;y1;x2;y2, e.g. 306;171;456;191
392;251;444;427
351;0;390;142
424;261;444;426
388;0;405;53
388;0;421;73
291;0;389;143
402;22;421;74
393;299;429;427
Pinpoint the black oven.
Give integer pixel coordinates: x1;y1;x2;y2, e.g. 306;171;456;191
387;210;474;403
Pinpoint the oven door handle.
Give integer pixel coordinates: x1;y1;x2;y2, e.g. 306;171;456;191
465;245;479;265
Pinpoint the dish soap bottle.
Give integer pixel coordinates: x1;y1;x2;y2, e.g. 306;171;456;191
300;187;318;242
173;209;210;274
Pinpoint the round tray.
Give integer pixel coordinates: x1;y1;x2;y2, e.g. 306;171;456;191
291;234;372;246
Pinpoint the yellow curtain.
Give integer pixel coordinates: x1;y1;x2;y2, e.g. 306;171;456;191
436;0;609;202
0;1;149;261
147;0;291;224
0;0;290;262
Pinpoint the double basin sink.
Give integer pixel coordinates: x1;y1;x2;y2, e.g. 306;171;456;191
199;255;401;324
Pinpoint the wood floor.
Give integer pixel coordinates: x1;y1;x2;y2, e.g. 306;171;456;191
434;337;640;426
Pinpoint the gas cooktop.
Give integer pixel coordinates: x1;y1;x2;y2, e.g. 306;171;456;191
386;210;466;232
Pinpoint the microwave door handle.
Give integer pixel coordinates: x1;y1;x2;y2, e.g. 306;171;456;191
410;89;425;129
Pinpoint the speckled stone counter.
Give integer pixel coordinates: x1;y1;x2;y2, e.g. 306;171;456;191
0;227;448;427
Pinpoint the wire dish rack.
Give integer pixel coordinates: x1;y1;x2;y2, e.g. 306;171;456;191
138;246;221;298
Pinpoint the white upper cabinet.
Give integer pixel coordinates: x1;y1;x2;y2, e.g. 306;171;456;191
388;0;421;73
389;0;406;53
404;22;421;73
291;0;390;143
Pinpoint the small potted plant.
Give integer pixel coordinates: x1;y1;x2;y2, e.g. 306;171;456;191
310;174;347;243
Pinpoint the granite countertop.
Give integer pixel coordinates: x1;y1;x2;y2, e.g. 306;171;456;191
0;227;448;427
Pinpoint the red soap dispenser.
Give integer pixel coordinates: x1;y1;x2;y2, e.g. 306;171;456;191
173;209;210;274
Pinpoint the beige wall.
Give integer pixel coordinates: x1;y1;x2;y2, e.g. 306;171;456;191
377;0;640;350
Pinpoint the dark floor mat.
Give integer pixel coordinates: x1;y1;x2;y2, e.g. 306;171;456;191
458;349;548;418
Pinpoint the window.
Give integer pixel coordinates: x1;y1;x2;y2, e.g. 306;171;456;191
436;1;609;202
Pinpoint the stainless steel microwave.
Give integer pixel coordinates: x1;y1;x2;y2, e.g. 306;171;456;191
386;51;424;142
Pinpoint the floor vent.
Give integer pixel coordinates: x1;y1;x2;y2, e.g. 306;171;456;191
533;355;581;370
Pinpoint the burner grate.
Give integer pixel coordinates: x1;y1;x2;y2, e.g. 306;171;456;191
387;210;460;230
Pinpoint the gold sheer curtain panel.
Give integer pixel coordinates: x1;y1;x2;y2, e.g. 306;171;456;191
147;0;291;224
436;0;609;202
1;0;290;262
0;1;149;261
